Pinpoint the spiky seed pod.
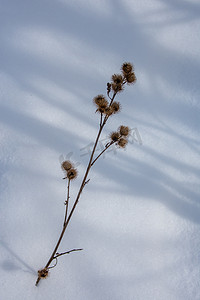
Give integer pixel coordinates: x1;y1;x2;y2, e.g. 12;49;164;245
111;74;124;93
112;74;123;84
121;62;133;75
117;137;128;148
98;101;109;113
67;168;78;180
93;95;108;113
119;125;130;137
111;83;121;93
38;268;48;279
110;131;120;142
111;101;121;114
105;106;113;116
93;95;107;106
125;72;137;84
61;160;73;171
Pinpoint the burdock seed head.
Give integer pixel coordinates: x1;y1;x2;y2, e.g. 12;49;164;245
93;94;108;113
112;74;124;84
61;160;73;171
117;137;128;148
111;74;124;93
119;125;130;137
121;62;133;75
93;94;106;106
105;106;113;116
110;131;120;142
125;72;137;84
111;101;121;114
67;168;78;180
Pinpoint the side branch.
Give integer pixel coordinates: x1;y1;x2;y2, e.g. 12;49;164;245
91;141;115;166
54;248;83;259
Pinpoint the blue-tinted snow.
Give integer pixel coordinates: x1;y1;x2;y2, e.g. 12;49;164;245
0;0;200;299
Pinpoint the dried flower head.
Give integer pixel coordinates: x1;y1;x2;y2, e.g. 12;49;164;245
119;125;130;137
98;104;109;113
93;95;108;113
67;168;78;180
93;95;106;106
121;62;133;74
117;137;128;148
110;131;120;142
105;106;113;116
111;101;121;114
61;160;73;172
111;74;124;93
125;72;137;84
112;74;123;84
38;268;49;279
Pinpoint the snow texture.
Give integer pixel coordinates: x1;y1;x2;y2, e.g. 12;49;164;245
0;0;200;299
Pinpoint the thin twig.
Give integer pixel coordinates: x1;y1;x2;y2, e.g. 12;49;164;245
100;112;103;127
64;179;70;226
54;248;83;259
91;141;115;166
103;92;117;126
84;179;90;186
109;91;117;107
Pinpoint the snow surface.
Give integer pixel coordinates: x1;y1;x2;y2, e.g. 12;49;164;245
0;0;200;299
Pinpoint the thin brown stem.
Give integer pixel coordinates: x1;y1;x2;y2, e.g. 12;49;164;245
109;91;117;106
64;179;70;226
35;123;105;286
100;113;102;126
54;248;83;259
91;141;115;167
63;123;104;227
103;91;117;126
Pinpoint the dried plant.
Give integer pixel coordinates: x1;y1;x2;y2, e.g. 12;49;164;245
35;62;136;286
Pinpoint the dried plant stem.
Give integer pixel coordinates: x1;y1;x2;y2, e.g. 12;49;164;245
64;179;70;226
35;61;136;286
35;83;124;286
54;248;83;259
35;122;105;286
91;141;115;166
100;112;103;126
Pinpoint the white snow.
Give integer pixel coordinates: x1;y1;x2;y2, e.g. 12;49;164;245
0;0;200;299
